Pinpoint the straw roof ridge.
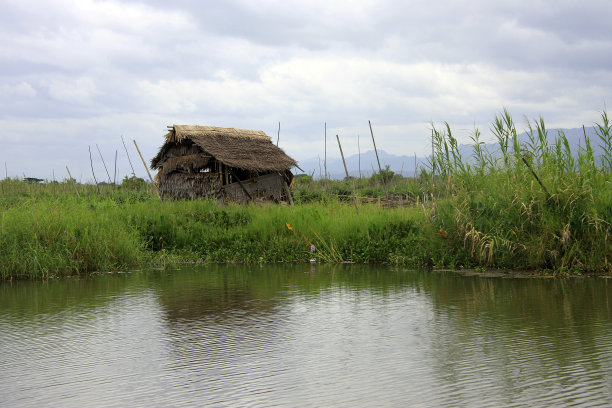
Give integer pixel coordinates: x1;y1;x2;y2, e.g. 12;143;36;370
152;125;297;173
170;125;271;143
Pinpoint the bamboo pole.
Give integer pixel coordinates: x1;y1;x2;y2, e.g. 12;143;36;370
133;139;161;200
230;169;253;203
358;133;361;179
132;140;154;183
88;145;100;194
96;144;112;184
277;172;294;205
368;120;387;196
324;122;328;182
113;150;117;187
368;120;384;176
276;121;280;146
121;135;136;177
282;178;294;205
65;166;80;198
336;134;359;215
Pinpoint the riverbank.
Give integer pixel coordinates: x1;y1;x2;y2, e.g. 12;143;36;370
0;194;438;279
1;111;611;279
0;181;610;280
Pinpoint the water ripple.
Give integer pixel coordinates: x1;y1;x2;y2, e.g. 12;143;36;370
1;267;612;407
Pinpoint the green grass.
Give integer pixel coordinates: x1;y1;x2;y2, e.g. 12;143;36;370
0;193;434;279
426;109;612;274
1;110;611;279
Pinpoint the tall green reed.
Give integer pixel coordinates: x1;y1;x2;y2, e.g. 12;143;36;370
427;109;611;273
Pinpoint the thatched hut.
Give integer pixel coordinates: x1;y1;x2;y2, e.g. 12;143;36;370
151;125;298;203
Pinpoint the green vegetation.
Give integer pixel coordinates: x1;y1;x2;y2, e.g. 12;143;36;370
0;185;434;279
1;110;611;279
426;110;612;274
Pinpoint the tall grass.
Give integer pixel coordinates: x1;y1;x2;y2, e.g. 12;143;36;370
428;110;612;273
121;200;432;265
0;181;434;279
0;198;145;279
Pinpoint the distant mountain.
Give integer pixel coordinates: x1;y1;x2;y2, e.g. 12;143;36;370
296;150;428;180
295;126;608;179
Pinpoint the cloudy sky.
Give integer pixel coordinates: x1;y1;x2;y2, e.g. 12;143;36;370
1;0;611;181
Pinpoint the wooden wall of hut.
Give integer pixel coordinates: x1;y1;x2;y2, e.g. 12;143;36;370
222;173;286;204
159;172;222;200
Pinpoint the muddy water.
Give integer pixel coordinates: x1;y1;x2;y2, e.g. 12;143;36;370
1;264;611;407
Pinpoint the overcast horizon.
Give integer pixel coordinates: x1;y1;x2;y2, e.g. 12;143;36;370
1;0;611;181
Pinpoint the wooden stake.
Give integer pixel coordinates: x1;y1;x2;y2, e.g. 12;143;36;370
282;178;294;206
368;120;384;175
368;120;387;196
113;150;117;187
133;139;161;200
324;122;328;190
230;169;253;203
324;122;327;180
336;134;359;215
132;140;154;183
88;145;100;193
66;166;80;198
358;133;361;179
96;144;112;184
121;135;136;177
276;121;280;146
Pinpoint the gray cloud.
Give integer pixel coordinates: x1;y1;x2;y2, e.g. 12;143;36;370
1;0;611;180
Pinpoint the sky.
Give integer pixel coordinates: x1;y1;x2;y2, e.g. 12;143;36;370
1;0;611;181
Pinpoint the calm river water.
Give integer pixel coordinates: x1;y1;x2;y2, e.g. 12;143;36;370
1;264;611;407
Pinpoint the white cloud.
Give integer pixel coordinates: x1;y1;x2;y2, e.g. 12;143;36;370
48;77;98;103
1;81;37;98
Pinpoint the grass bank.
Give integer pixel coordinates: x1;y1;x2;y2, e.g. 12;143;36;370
0;196;436;279
1;110;611;279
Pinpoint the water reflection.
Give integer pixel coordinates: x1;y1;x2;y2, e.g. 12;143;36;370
1;265;611;407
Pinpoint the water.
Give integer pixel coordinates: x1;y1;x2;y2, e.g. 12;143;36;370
1;264;611;407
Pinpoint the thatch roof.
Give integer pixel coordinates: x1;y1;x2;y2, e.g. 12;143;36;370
151;125;297;172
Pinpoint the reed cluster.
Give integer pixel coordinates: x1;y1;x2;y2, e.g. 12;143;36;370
427;109;611;273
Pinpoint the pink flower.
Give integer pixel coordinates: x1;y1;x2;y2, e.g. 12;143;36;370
310;245;316;252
